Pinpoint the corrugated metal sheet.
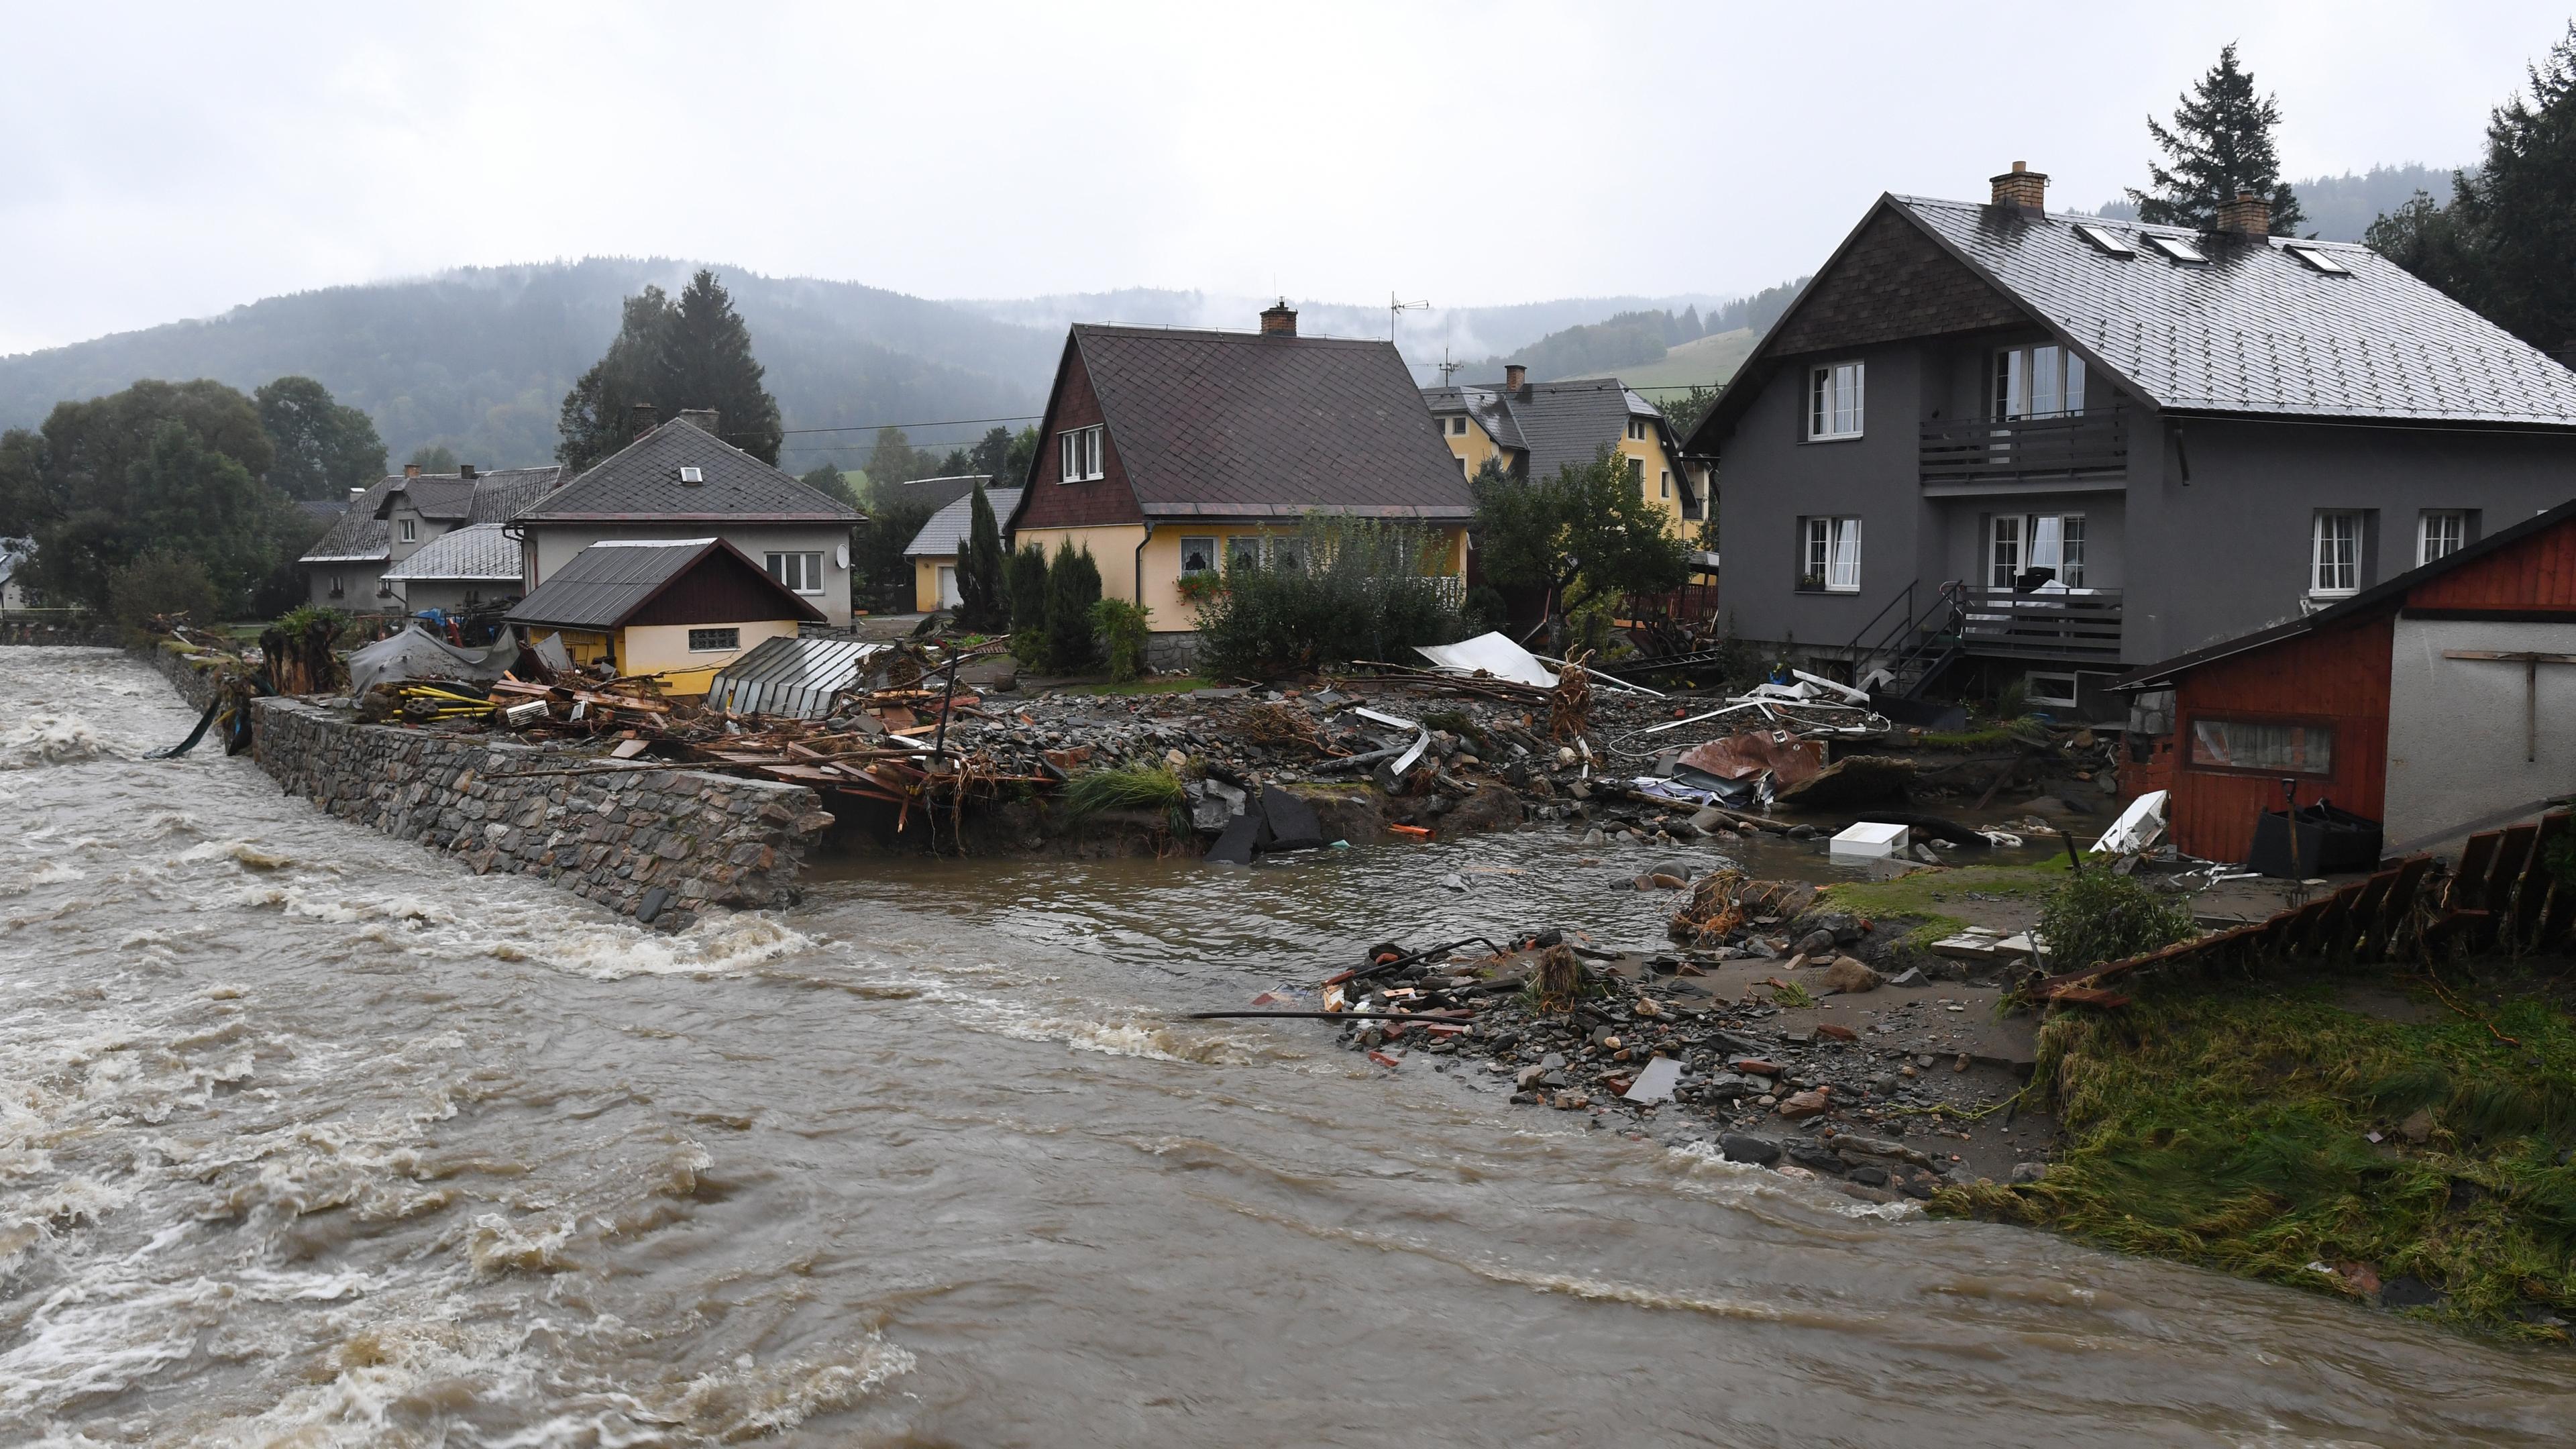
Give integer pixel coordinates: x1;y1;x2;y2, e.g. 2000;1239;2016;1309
705;636;888;718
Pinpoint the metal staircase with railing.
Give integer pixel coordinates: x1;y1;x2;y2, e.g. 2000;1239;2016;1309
1845;579;1970;699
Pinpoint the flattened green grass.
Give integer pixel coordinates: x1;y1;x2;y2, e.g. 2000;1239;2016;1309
1073;675;1217;696
1818;861;2074;949
1940;969;2576;1341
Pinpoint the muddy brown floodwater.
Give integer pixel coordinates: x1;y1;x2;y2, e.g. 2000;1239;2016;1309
5;646;2573;1447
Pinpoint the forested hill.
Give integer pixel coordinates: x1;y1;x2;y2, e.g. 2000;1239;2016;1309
2090;163;2465;242
0;259;1064;474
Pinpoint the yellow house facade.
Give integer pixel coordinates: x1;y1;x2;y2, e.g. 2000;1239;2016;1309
1421;368;1710;537
1003;308;1479;644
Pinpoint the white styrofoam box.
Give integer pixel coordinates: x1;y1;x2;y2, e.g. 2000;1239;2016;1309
1829;821;1911;859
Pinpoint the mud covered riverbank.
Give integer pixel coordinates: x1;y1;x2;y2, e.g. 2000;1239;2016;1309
9;645;2576;1446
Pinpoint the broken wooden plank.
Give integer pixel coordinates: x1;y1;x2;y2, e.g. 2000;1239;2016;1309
2451;830;2502;911
2359;855;2432;961
2512;811;2570;948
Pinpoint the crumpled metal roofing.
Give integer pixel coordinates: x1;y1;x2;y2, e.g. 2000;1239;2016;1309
704;635;890;718
1895;195;2576;425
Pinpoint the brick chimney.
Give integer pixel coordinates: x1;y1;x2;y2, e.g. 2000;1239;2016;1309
1260;301;1297;337
459;463;476;481
631;402;659;439
2215;192;2270;236
403;463;421;478
1990;160;2048;217
1504;364;1527;392
677;408;719;435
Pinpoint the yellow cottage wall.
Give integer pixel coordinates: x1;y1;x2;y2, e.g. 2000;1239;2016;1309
1019;522;1468;633
912;555;957;613
615;619;802;696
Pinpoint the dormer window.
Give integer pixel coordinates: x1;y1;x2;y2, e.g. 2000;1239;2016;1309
399;518;417;543
1058;425;1104;482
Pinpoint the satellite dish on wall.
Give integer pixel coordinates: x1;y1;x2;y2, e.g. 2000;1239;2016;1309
835;542;850;569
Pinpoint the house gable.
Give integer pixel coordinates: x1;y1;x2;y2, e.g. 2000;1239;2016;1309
1008;335;1146;533
626;544;824;627
1764;206;2030;359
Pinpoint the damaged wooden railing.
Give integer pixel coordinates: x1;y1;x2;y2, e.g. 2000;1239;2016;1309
2037;810;2574;1006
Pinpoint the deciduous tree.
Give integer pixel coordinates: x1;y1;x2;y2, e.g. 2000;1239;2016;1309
1469;447;1687;633
256;376;387;500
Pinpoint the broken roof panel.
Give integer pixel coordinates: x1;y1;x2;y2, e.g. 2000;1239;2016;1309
705;635;889;718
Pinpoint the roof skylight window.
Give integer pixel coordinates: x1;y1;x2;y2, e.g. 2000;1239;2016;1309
2142;233;2208;265
2073;223;2136;257
678;466;704;482
2286;244;2353;275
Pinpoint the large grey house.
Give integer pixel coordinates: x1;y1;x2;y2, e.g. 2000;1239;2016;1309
1682;162;2576;708
509;411;865;626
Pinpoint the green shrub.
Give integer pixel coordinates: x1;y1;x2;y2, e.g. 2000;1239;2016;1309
107;551;223;631
1007;542;1050;631
1091;597;1152;682
1194;515;1465;680
2037;870;2200;971
1463;584;1510;633
1042;540;1102;674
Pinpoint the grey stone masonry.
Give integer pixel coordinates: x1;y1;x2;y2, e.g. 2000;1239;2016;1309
138;645;832;931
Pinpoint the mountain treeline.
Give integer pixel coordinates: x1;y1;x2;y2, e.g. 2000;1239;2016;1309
0;259;1059;477
2094;164;2465;242
1483;278;1808;383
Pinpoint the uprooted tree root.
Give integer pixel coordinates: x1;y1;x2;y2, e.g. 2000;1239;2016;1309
1932;967;2576;1342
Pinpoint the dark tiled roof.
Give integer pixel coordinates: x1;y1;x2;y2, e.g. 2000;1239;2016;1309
374;476;478;522
468;466;564;523
301;478;396;563
1894;195;2576;425
382;522;521;582
504;537;824;631
904;488;1022;558
515;419;863;525
1074;325;1475;520
1422;379;1674;482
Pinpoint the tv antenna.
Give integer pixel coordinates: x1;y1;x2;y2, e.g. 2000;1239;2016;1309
1389;290;1430;341
1436;347;1464;386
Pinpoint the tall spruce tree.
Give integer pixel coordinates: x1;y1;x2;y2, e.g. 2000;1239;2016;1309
955;481;1008;630
2370;23;2576;355
554;270;784;474
2127;43;2306;235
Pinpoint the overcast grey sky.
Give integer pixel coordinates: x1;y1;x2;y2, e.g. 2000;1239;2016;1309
0;1;2566;354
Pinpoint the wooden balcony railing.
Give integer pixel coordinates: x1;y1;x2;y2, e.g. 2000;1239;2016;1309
1921;407;2129;485
1955;586;2124;661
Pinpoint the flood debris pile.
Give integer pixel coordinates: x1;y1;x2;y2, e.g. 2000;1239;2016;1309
1303;868;2045;1203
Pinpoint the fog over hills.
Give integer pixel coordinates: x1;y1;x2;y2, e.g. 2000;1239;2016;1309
0;266;1740;476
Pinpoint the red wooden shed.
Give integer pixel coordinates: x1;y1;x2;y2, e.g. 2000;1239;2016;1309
2117;498;2576;863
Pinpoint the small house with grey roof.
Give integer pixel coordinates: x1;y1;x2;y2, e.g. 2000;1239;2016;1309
1682;161;2576;709
504;537;828;694
298;462;564;610
1421;370;1708;534
511;409;865;626
904;486;1022;612
1000;305;1475;653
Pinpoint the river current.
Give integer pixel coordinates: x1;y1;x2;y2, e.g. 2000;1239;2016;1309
3;646;2571;1447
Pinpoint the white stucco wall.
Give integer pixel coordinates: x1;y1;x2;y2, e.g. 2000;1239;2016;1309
523;523;855;625
2384;616;2576;851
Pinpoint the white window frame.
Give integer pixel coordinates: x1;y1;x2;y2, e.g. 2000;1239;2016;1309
1990;513;2086;588
1177;535;1218;576
765;551;826;595
1628;457;1646;495
686;627;742;653
1803;516;1862;593
1057;424;1104;482
2418;510;2466;566
399;518;417;543
1658;470;1671;500
1807;362;1864;441
1225;535;1263;572
1992;344;2087;419
1448;416;1467;436
1626;418;1648;442
2311;511;2362;597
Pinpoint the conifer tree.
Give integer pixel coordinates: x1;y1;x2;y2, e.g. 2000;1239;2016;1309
955;480;1009;630
1042;539;1102;673
555;270;784;473
1006;541;1049;633
2127;43;2306;234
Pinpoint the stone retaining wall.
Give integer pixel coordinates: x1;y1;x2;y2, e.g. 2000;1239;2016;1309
137;646;830;930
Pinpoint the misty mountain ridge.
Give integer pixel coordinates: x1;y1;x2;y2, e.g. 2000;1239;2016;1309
0;266;1756;477
2090;162;2465;241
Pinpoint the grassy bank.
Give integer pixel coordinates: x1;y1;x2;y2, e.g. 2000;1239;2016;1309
1817;860;2074;949
1939;966;2576;1342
